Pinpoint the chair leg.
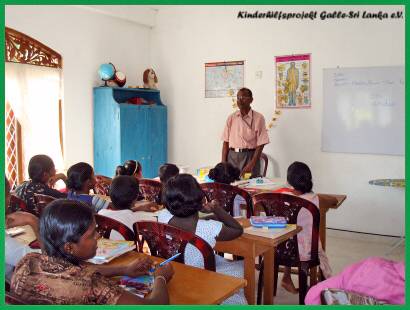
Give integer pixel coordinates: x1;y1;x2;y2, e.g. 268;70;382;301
310;266;318;287
273;261;279;296
257;259;264;305
298;263;309;305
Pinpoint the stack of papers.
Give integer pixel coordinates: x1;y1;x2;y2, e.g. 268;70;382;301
88;238;136;264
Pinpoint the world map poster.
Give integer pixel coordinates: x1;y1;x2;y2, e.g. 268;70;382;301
205;61;244;98
275;54;311;108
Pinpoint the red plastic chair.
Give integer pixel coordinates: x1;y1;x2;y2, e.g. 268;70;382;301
33;193;56;215
5;292;27;304
253;192;320;305
94;175;112;196
94;214;135;242
8;195;30;214
138;179;162;203
200;182;253;218
260;153;268;177
134;221;216;271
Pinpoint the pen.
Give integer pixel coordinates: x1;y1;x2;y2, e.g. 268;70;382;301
149;252;181;273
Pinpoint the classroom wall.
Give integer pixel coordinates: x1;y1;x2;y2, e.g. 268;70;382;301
150;5;405;236
5;5;154;168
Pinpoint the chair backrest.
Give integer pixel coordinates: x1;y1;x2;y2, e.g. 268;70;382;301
94;214;135;242
5;292;27;305
94;175;112;196
138;179;162;203
260;153;268;177
134;221;216;271
252;192;320;264
8;195;29;214
200;182;253;217
33;193;56;215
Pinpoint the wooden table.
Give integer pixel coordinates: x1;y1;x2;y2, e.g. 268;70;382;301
215;219;301;305
12;226;245;304
107;251;246;304
317;194;346;250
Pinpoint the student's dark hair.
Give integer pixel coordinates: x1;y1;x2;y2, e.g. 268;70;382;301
66;162;94;191
162;174;204;217
109;175;140;210
239;87;253;98
115;160;142;176
287;161;313;194
208;162;240;184
115;165;126;177
28;154;55;182
40;199;94;265
158;163;179;184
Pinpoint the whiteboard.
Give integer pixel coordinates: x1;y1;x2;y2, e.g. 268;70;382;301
322;66;404;156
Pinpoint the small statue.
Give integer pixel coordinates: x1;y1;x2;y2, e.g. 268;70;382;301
143;68;158;89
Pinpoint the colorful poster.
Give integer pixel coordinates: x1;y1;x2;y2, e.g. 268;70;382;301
205;61;244;98
275;54;311;108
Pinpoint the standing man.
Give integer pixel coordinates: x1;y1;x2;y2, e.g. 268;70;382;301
221;88;270;178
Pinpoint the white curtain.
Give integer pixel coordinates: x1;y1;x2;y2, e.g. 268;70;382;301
5;62;64;179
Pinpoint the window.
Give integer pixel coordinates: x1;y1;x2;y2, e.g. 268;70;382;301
5;27;64;185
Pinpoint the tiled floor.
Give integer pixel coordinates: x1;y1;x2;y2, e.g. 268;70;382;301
267;229;405;305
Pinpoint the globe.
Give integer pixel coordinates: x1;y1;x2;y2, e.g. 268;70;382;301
98;63;115;81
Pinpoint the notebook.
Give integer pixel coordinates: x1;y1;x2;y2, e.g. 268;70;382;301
250;216;287;228
322;288;387;305
118;275;154;298
87;238;136;264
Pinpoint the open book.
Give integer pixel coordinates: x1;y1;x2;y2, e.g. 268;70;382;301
87;238;136;264
250;216;287;228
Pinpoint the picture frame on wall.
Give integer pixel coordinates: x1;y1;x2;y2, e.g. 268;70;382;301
205;60;244;98
275;54;311;108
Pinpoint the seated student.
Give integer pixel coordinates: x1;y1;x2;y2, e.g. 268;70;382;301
66;162;110;212
14;154;67;214
158;174;247;304
274;161;333;294
99;176;158;240
11;199;173;305
159;163;179;184
305;257;405;304
5;177;41;282
208;162;243;216
156;163;180;204
115;160;143;180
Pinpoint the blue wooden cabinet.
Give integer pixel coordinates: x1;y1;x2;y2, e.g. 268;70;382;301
93;87;167;178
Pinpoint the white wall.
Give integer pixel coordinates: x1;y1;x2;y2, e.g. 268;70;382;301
6;5;154;168
150;5;405;235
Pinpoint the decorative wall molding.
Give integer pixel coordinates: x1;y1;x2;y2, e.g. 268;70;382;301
5;27;62;68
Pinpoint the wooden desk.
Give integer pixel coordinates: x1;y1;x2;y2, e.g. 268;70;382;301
215;219;301;305
107;251;246;304
12;226;245;305
317;194;346;250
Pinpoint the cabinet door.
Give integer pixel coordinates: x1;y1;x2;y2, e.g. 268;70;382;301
149;106;167;178
119;105;151;173
94;90;121;177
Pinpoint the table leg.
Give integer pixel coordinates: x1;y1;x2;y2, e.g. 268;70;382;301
319;207;327;251
263;249;274;304
243;249;256;304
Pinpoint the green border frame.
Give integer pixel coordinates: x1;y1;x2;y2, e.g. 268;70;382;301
0;0;407;309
